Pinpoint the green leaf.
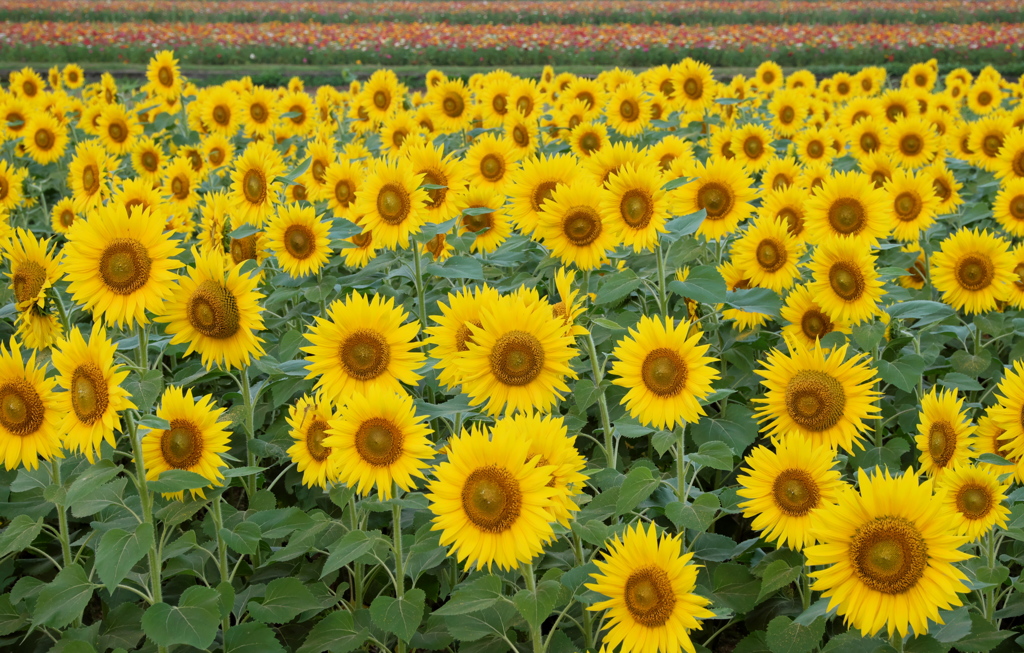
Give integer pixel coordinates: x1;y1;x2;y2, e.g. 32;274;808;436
0;515;43;558
691;403;757;456
573;378;600;412
142;586;221;649
0;594;27;635
594;270;641;306
951;349;992;376
712;563;760;614
652;430;676;456
321;530;388;578
434;575;504;616
221;521;262;556
370;588;425;644
615;466;660;515
877;354;925;392
513;580;564;633
820;632;887;652
955;612;1013;652
33;564;94;629
590;317;625;331
668;265;727;304
138;415;170;431
125;368;164;413
442;600;520;642
665;493;720;532
661;176;693;192
247;577;321;624
931;607;971;643
765;615;825;653
977;453;1015;466
851;321;887;351
147;469;214;494
938;372;985;392
885;300;954;327
688;440;734;471
298;611;369;653
426;256;483;280
724;288;782;317
224;622;285;653
64;461;121;509
663;208;705;236
757;560;803;602
95;523;154;593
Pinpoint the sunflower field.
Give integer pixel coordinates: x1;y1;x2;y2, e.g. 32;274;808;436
2;51;1024;653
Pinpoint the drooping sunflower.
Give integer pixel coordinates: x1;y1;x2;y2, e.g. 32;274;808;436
587;522;714;653
62;204;182;328
325;390;434;499
456;187;512;254
427;422;558;571
158;248;265;370
737;435;844;551
730;216;805;292
754;339;881;453
341;232;377;269
353;156;429;250
806;468;970;638
22;113;67;165
508;153;581;237
936;465;1011;541
458;292;578;416
930;228;1014;315
284;394;337;489
780;284;851;347
760;184;809;240
15;305;62;351
230;140;286;227
535;180;620;270
4;227;61;311
0;339;61;471
807;236;884;326
140;386;231;500
51;325;135;463
915;388;976;479
804;171;890;245
610;315;720;430
885;167;941;242
303;291;425;403
600;162;670;253
265;203;331;278
676;157;757;240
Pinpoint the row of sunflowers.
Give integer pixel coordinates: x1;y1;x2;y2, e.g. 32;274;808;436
0;52;1024;652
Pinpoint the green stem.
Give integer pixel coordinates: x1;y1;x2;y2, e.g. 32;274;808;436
126;412;163;607
585;331;615;470
392;492;407;653
890;630;904;652
521;561;545;653
349;496;364;609
210;494;231;635
800;566;812;611
655;240;669;317
49;460;72;568
135;322;149;371
411;243;427;337
238;366;257;500
676;425;688;548
571;533;595;653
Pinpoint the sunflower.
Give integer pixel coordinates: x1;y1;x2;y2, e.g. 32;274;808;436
508;153;581;236
847;118;885;160
760;185;809;240
922;162;963;215
1006;245;1024;310
361;69;402;123
0;339;60;471
804;171;890;245
0;161;25;216
162;156;200;213
596;162;668;253
737;435;843;551
426;78;472;133
587;522;713;653
303;291;424;403
479;78;513;127
464;133;517;194
50;197;77;234
673;58;716;114
936;465;1011;541
241;86;276;139
930;228;1014;315
915;388;976;479
130;136;167;182
96;103;141;156
62;63;84;89
768;89;809;137
62;204;182;328
535;180;620;270
603;81;650;137
730;216;805;293
990;360;1024;461
648;135;694;175
730;123;775;172
4;227;61;311
341;232;377;269
323;158;361;221
285;394;337;489
458;292;577;416
426;422;558;571
51;325;134;463
995;128;1024;180
610;315;720;430
426;285;500;390
354;156;429;250
456;187;512;254
200;86;241;136
202;132;234;171
406;141;468;224
806;468;970;638
67;142;110;212
806;236;884;326
22;113;67;165
754;339;881;453
967;114;1011;171
158;247;265;370
967;79;1002;115
568;122;609;159
230;140;286;227
879;89;918;124
140;386;231;500
761;157;801;193
780;284;851;348
265;203;331;278
885;168;941;242
885;115;939;168
276;90;314;138
994;177;1024;237
145;50;181;99
504;113;539;159
676;157;758;240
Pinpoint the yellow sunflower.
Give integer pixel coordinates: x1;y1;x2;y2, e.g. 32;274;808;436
718;261;771;331
967;79;1002;115
0;161;26;215
22;113;67;165
202;132;234;171
425;285;501;391
145;50;181;99
804;171;890;245
936;465;1011;541
806;468;970;638
807;236;884;326
885;115;939;168
915;388;976;479
737;435;844;550
323;158;361;221
162;156;200;213
51;325;135;463
676;157;758;240
265;203;331;278
230;140;286;227
568;122;609;160
930;228;1014;315
730;216;805;292
96;103;141;156
730;122;775;172
62;204;182;328
504;113;539;159
989;360;1024;462
604;81;651;137
240;86;276;139
675;58;716;114
768;89;809;138
353;156;429;250
754;339;881;453
551;267;589;338
464;133;518;193
406;141;468;224
508;153;581;236
361;69;402;123
994;128;1024;180
130;136;167;182
426;423;558;571
285;394;337;489
4;227;61;311
50;197;77;234
200;86;241;136
139;386;231;501
458;292;578;416
780;284;851;348
600;162;670;253
67;142;110;212
0;339;61;471
341;231;377;269
587;522;714;653
456;187;512;254
535;180;620;270
610;315;720;430
847;118;886;160
994;177;1024;237
885;167;941;242
62;63;85;89
427;78;472;133
157;247;265;370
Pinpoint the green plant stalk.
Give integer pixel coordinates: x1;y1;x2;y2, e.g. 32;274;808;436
800;566;812;611
585;331;615;470
655;240;669;317
983;531;998;621
210;494;231;634
891;630;904;652
238;365;258;499
136;322;149;371
571;532;595;653
521;561;545;653
126;411;164;641
349;496;365;608
49;459;72;567
392;494;407;653
412;244;428;335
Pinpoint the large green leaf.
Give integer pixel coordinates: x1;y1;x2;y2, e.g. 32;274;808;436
247;577;321;624
370;588;426;644
33;564;95;629
95;522;154;593
142;585;221;649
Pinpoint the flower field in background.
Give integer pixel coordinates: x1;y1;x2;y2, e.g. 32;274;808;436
3;51;1024;653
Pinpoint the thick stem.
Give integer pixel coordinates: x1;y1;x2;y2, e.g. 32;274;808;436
49;460;72;568
585;332;615;470
349;496;364;609
521;561;545;653
210;495;231;635
571;533;595;653
890;630;904;652
135;322;149;371
800;566;812;611
126;412;162;606
392;494;407;653
655;241;669;317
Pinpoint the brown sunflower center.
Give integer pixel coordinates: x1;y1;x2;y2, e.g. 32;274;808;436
443;93;465;118
420;170;447;208
284;224;315;260
772;468;820;516
141;151;159;172
454;320;481;353
186;149;202;171
480;154;504;181
82;164;99;194
187;280;241;340
828;262;865;301
242;169;266;205
851;516;928;595
100;239;152;295
928;421;957;468
624;566;676;627
13;261;46;305
33;128;53;150
107;120;127;144
512;124;529;146
171;175;189;200
351;232;372;248
900;134;922;156
71;363;108;424
886;105;906;122
231;235;258;264
955;255;994;291
339;330;391;381
956;485;992;520
373;90;389;110
620;189;653;229
489;330;544;387
532;181;559;212
562;208;602;246
209;147;225;166
894;192;921;221
334;179;352;206
828;198;866;235
619;98;639;121
59;209;75;228
491;94;508;115
801;309;834;341
1010;195;1024;221
859;133;879;153
157;66;173;86
807;140;825;159
516;95;534;116
463;209;493;233
212;104;230;126
580;131;601;153
305;418;331;461
697;182;733;219
250;102;268;123
785;369;846;432
781;106;795;124
641;348;687;397
354;417;404;466
683;77;701;99
983;134;1003;157
778;208;804;236
870;170;889;189
160;419;203;469
744;137;763;158
377;184;410;225
932;177;951;201
756;238;786;272
461;465;522;532
0;380;44;436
